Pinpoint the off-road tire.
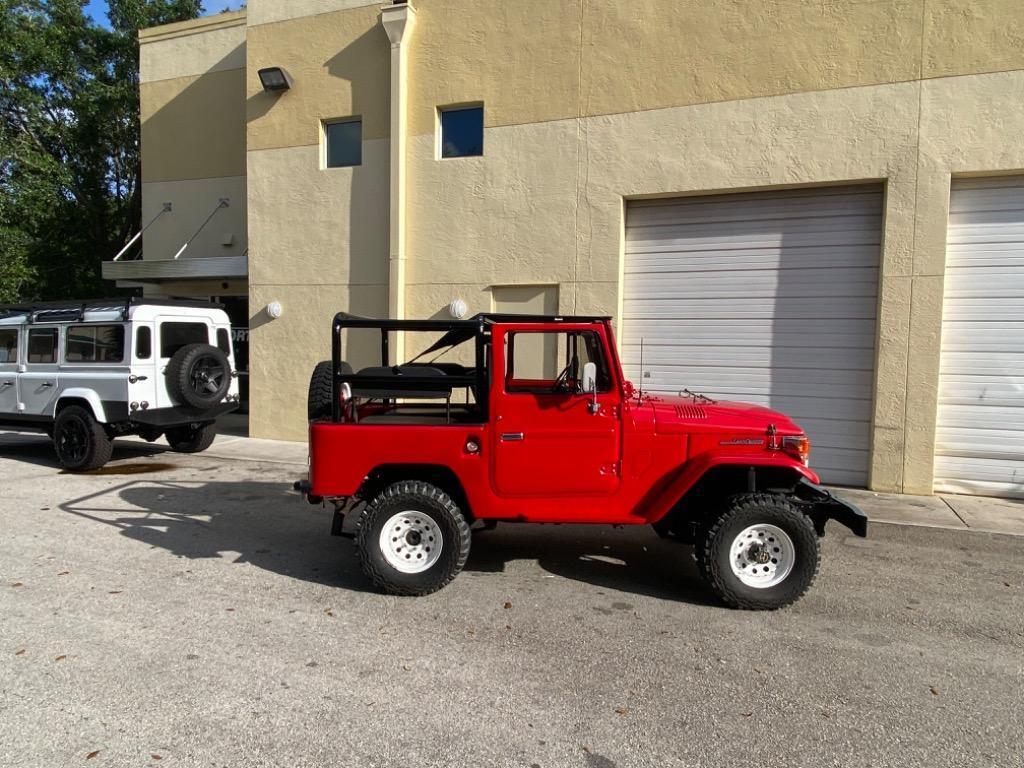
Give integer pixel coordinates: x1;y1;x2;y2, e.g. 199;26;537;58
697;493;819;610
307;360;353;421
355;481;471;596
166;343;231;409
53;405;113;471
166;422;216;453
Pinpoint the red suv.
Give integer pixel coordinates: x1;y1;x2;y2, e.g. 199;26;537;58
296;314;866;610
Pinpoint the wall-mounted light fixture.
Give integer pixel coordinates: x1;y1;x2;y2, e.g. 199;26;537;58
266;301;283;319
258;67;293;92
449;298;468;319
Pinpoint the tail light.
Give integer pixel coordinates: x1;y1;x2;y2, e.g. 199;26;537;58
782;435;811;465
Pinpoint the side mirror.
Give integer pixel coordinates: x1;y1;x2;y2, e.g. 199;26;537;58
582;362;600;414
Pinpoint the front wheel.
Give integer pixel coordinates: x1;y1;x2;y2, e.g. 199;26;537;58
697;493;820;610
355;481;471;596
166;423;216;453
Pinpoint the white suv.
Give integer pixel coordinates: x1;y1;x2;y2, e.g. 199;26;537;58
0;298;240;471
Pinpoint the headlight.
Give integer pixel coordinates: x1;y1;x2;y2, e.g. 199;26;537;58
782;435;810;465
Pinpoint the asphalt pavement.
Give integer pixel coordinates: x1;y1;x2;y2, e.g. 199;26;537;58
1;433;1023;768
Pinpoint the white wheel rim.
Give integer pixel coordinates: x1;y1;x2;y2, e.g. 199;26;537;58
729;524;795;588
379;511;443;574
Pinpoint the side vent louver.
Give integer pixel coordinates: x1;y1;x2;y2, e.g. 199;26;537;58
675;405;708;420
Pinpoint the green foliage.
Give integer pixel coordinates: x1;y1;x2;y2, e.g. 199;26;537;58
0;0;202;301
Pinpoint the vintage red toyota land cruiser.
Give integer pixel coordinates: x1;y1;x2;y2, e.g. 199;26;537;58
296;313;866;610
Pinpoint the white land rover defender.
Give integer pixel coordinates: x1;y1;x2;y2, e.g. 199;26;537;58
0;298;240;471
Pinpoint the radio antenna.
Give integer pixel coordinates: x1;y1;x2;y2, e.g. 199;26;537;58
637;337;644;403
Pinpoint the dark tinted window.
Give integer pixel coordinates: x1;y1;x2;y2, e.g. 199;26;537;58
216;328;231;355
439;105;483;158
160;322;207;358
66;325;125;363
136;326;152;360
0;329;17;364
27;328;58;364
325;119;362;167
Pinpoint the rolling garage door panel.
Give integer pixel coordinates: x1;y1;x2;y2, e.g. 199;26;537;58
623;185;882;487
934;177;1024;498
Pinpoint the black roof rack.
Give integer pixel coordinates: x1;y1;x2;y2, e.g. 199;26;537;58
0;297;221;324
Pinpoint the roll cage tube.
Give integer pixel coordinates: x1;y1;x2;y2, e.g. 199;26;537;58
329;313;490;422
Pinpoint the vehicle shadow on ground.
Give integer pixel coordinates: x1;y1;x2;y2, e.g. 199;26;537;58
57;479;716;605
0;432;170;469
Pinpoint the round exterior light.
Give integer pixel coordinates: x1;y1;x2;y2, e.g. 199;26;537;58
266;301;283;319
449;298;468;319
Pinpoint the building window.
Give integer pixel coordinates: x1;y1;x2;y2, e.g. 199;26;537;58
439;105;483;158
324;118;362;168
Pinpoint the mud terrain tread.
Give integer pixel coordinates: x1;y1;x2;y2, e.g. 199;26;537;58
53;405;113;471
355;480;471;596
166;423;216;453
307;360;353;421
699;493;820;611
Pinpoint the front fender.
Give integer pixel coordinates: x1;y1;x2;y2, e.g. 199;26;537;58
641;452;820;524
56;390;108;423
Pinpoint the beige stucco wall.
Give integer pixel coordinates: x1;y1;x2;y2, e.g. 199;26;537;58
237;0;1024;489
140;12;246;83
140;176;247;263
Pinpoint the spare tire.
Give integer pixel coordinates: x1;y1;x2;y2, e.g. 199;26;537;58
166;343;231;409
308;360;353;421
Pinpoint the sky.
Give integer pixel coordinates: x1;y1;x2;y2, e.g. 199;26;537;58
83;0;243;28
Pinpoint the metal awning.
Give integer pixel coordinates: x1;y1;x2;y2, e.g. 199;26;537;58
102;255;247;282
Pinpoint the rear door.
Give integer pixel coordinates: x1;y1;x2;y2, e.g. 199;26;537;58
153;317;211;408
490;324;622;497
19;326;61;416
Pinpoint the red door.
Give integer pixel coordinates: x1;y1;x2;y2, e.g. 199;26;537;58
490;325;622;497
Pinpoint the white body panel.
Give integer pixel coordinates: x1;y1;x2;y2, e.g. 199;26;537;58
622;185;883;487
934;177;1024;499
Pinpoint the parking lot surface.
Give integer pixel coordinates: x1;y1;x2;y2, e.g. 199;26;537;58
2;435;1023;768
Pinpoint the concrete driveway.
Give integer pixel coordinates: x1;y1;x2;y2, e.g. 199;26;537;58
1;434;1022;768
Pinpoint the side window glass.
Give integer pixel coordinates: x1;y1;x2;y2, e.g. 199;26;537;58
66;325;125;363
27;328;58;364
0;329;18;364
216;328;231;355
136;326;152;360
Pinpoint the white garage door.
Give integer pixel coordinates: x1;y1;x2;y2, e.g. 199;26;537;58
622;185;883;487
934;177;1024;499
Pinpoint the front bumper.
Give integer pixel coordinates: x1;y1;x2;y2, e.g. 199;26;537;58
128;401;238;428
795;478;868;537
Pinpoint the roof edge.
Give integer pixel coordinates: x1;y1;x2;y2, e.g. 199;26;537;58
139;10;247;44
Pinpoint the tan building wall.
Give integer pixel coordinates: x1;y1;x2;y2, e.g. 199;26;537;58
138;12;248;285
137;0;1024;496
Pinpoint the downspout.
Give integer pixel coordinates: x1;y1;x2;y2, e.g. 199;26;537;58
381;1;416;364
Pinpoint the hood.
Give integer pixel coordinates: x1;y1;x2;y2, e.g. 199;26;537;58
645;393;803;435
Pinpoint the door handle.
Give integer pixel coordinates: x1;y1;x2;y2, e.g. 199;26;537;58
40;382;54;388
1;381;12;386
500;432;524;442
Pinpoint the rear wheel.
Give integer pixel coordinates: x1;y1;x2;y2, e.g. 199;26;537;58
166;422;216;453
697;493;819;610
53;405;113;471
355;481;471;596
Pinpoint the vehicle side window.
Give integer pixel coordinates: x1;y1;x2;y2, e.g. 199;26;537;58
65;325;125;363
0;329;17;364
27;328;58;364
506;330;609;394
160;322;208;358
136;326;152;359
216;328;231;355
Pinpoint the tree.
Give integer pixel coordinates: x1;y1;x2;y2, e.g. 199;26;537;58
0;0;202;302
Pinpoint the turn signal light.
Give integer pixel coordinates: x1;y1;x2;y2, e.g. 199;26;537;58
782;435;811;465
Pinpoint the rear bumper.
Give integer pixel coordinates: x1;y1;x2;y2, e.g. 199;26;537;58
128;402;238;428
795;478;868;537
